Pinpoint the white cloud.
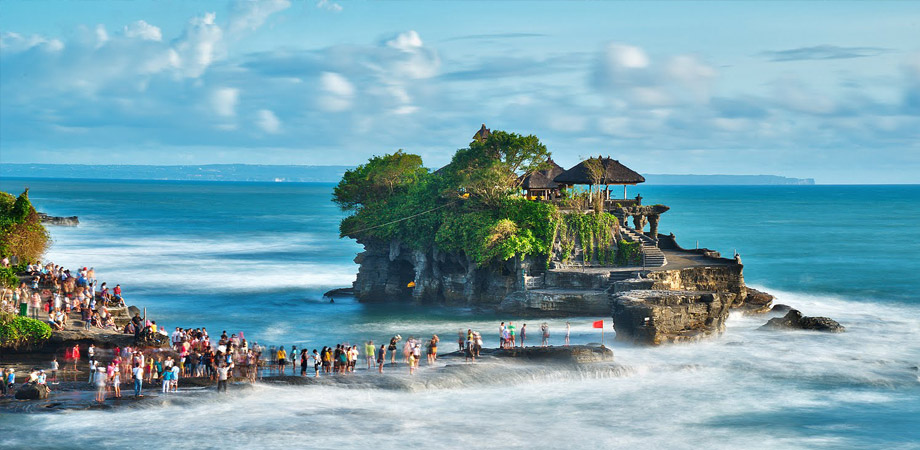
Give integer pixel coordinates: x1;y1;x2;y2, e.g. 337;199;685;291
316;0;343;12
387;30;424;52
212;87;240;117
173;12;224;78
606;44;649;69
318;72;355;111
256;109;281;133
124;20;163;41
228;0;292;35
94;25;109;48
666;55;716;102
0;31;64;53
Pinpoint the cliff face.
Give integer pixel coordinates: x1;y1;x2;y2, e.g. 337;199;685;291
353;239;529;306
352;235;774;346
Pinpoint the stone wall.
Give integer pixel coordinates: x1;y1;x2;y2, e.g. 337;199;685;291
610;290;732;345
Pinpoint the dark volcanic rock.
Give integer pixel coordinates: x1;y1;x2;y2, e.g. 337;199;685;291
38;213;79;226
771;304;792;313
761;309;845;333
489;345;613;363
323;287;355;298
15;382;51;400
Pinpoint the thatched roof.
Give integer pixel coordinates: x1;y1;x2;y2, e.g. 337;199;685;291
521;158;565;190
554;156;645;185
472;124;491;142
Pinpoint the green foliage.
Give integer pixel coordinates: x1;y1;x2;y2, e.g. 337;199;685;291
616;240;642;266
0;189;50;261
440;130;550;206
0;312;52;349
434;197;559;267
555;212;619;265
0;267;19;289
332;150;427;212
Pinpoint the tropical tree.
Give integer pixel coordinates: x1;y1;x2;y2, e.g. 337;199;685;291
332;150;427;211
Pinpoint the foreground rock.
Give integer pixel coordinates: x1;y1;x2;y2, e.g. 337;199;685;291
488;345;613;363
611;290;732;345
38;213;79;226
760;309;845;333
15;382;51;400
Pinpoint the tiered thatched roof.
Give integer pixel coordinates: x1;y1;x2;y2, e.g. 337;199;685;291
521;158;565;190
472;124;491;142
553;156;645;185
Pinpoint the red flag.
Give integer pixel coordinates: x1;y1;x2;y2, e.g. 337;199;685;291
592;320;604;328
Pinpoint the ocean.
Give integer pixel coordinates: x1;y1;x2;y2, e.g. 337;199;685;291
1;178;918;449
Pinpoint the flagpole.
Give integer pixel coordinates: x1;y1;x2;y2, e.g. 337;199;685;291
601;325;605;347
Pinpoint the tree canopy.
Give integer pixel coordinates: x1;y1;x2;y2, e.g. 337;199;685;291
0;189;50;263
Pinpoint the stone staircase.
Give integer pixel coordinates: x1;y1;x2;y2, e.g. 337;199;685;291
619;227;667;268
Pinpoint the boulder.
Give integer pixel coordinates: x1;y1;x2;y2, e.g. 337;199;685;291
15;382;51;400
734;288;774;314
760;309;845;333
611;290;735;345
770;304;792;313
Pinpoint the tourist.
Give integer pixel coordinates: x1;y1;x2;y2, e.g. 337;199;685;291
215;362;233;393
388;335;400;366
290;346;297;375
520;324;527;348
50;357;59;384
427;335;438;364
300;348;309;377
161;363;172;394
112;363;122;398
508;322;516;348
88;359;98;385
376;345;386;374
6;368;15;394
277;346;287;375
312;349;321;377
365;341;376;370
94;365;107;403
541;323;549;347
457;330;465;352
408;351;416;375
132;363;143;397
499;322;505;348
565;322;571;346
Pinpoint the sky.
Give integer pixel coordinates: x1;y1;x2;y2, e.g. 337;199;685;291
1;1;918;183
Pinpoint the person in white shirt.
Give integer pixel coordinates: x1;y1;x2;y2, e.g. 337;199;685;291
132;363;144;397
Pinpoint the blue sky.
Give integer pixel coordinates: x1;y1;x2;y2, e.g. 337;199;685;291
1;1;918;183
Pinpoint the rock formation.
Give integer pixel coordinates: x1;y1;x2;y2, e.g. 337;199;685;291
15;382;51;400
37;213;79;226
760;309;845;333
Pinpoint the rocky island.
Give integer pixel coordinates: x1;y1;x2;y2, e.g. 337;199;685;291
337;126;782;345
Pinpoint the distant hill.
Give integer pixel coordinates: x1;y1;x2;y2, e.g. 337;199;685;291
1;164;815;185
1;164;352;183
642;174;815;185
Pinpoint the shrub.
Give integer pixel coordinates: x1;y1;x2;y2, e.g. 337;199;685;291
0;312;52;350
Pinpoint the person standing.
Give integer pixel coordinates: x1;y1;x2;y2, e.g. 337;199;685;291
499;322;505;348
376;345;386;374
132;363;144;398
300;348;309;377
520;324;527;348
508;322;516;348
50;357;59;384
94;366;107;403
365;341;376;370
541;323;549;347
276;347;286;376
565;322;571;346
312;349;321;377
215;362;233;393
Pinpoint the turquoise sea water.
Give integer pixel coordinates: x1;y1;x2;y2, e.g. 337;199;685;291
1;178;918;449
